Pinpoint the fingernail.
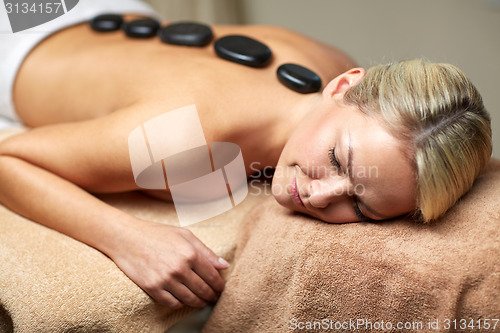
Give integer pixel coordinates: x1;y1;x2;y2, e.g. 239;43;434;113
218;257;229;267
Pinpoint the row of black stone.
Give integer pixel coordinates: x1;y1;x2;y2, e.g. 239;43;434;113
89;14;322;94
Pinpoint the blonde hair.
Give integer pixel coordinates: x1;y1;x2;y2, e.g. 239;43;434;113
343;59;492;222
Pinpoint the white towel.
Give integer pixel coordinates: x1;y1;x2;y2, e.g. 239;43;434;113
0;0;158;122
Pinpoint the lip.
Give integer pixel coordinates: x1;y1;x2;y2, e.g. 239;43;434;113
290;173;305;208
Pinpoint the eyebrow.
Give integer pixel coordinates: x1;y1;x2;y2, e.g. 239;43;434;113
347;132;389;220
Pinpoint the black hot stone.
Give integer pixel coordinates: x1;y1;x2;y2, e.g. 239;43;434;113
159;22;213;47
277;63;322;94
90;14;123;32
122;18;160;39
214;35;272;68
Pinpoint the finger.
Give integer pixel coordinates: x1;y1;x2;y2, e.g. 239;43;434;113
180;269;218;303
163;279;208;308
150;289;184;309
190;253;226;293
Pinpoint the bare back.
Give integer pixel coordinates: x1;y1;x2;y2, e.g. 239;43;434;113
13;19;356;175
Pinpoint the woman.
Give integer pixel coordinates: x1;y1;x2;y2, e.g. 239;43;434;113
0;3;491;309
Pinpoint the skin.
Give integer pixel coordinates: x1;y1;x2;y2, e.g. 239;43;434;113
0;17;416;309
272;69;417;223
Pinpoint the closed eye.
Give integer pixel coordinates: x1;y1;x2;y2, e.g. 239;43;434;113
328;147;342;172
353;199;368;222
329;147;369;222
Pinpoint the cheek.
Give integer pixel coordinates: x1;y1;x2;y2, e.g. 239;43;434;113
312;202;359;223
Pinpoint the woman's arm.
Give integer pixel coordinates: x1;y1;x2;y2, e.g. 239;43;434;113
0;108;228;308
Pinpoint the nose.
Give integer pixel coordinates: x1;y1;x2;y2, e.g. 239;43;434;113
307;177;352;209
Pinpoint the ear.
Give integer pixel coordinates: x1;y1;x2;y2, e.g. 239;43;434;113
322;68;365;100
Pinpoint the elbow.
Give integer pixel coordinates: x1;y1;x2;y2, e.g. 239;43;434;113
0;141;12;158
0;131;24;158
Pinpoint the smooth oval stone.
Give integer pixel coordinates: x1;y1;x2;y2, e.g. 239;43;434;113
159;22;213;47
214;35;272;68
122;18;160;39
277;63;322;94
89;14;123;32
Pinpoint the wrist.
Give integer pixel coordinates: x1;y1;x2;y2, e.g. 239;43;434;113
91;211;150;259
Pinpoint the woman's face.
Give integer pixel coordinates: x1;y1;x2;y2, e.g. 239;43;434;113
272;75;417;223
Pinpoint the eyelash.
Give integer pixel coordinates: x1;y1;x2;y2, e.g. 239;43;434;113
353;200;368;222
329;147;368;221
328;147;341;170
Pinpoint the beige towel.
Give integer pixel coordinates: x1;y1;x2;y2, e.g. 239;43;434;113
203;160;500;333
0;128;268;332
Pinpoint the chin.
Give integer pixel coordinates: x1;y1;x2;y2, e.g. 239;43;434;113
271;186;287;207
271;177;290;204
272;196;304;215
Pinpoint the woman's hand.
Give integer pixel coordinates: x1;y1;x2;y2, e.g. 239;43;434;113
107;219;229;309
0;122;229;310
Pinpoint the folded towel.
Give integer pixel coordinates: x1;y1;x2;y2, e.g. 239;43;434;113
203;159;500;333
0;128;268;332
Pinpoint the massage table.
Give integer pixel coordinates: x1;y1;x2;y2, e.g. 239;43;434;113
0;119;498;332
